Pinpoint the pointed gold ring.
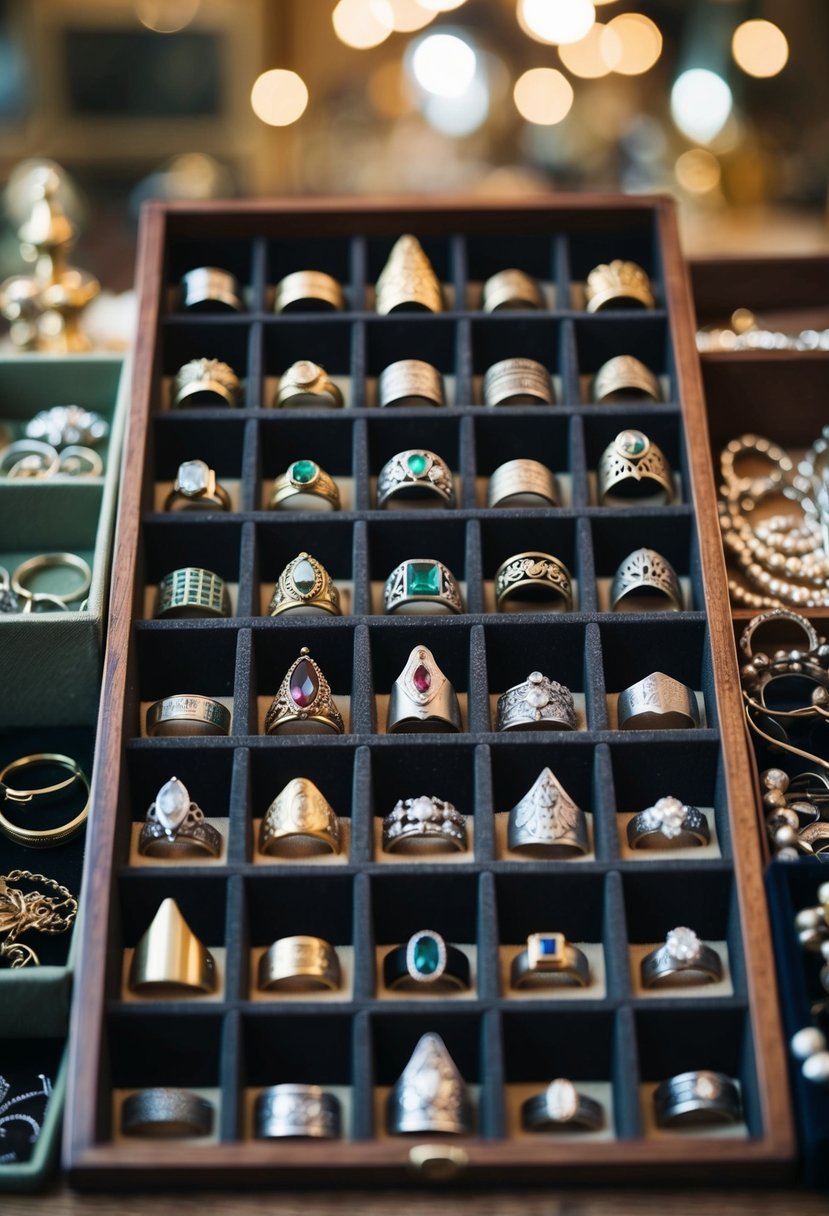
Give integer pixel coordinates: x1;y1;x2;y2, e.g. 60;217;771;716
128;898;217;995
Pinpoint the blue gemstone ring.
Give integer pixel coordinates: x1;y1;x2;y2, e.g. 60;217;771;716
383;929;471;993
510;932;591;990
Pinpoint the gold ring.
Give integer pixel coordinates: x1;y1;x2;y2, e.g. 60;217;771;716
264;648;344;736
482;358;554;407
488;459;558;509
597;429;674;505
146;695;232;738
258;777;341;856
584;259;655;313
154;567;231;619
376;234;444;314
274;270;345;313
267;552;341;617
378;359;445;408
482;268;545;312
258;935;341;991
495;551;573;613
592;355;661;403
172;358;242;409
0;440;60;478
180;266;242;312
273;360;343;409
164;460;231;512
12;552;92;604
0;753;89;847
129;898;217;995
268;460;340;512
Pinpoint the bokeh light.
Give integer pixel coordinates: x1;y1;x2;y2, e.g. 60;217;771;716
732;20;789;78
135;0;201;33
604;13;662;75
250;69;308;127
514;68;574;125
517;0;596;47
332;0;393;49
559;23;621;78
424;72;490;135
388;0;435;32
412;33;477;99
417;0;467;10
671;69;732;144
675;148;722;194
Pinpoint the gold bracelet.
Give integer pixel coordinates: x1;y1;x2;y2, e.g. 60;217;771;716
0;754;90;847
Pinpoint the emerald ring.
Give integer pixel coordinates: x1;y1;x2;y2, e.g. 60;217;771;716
376;448;455;509
383;558;463;615
383;930;470;993
269;459;341;512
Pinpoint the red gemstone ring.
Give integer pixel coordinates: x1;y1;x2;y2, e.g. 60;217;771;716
264;647;345;736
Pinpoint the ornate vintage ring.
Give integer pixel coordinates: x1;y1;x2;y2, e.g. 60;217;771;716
145;694;232;738
11;552;92;605
258;935;342;992
610;548;682;612
255;1085;342;1140
164;460;231;512
495;551;573;613
258;777;341;857
627;796;710;849
172;358;242;409
180;266;242;312
386;644;462;734
507;767;589;857
488;458;559;509
584;259;655;313
378;359;445;408
138;777;222;860
26;404;109;448
496;671;577;732
274;270;345;313
510;932;591;989
383;558;463;615
264;647;344;736
387;1033;472;1136
376;234;444;315
273;360;343;409
0;753;90;847
592;354;661;403
598;429;674;505
267;552;341;617
0;439;60;478
521;1080;605;1133
383;930;470;992
128;897;217;995
653;1070;742;1128
641;927;723;988
121;1088;215;1138
482;268;545;312
482;357;554;407
617;672;700;730
154;567;231;619
268;460;341;512
382;795;467;853
376;448;455;509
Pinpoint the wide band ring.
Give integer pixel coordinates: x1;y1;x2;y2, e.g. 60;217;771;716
258;776;341;857
482;268;545;313
495;551;573;613
164;460;231;512
387;1033;472;1136
383;930;470;992
155;567;231;619
376;449;455;509
592;354;661;403
138;777;222;859
488;459;559;509
274;360;343;409
627;796;710;849
496;671;577;732
386;644;462;734
267;552;341;617
258;935;341;992
507;767;589;857
483;358;554;407
172;358;243;409
121;1088;214;1138
378;359;445;408
269;460;341;512
653;1070;742;1128
264;648;344;736
510;932;591;989
180;266;242;312
382;795;467;853
584;259;655;313
274;270;345;313
610;548;682;612
618;672;700;730
12;552;92;605
129;897;217;995
0;439;60;478
255;1084;342;1140
641;927;723;988
383;558;463;616
598;429;674;505
145;695;232;738
521;1080;605;1133
0;753;90;847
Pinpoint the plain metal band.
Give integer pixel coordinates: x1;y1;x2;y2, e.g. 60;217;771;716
592;355;661;403
11;552;92;604
510;941;590;989
483;358;554;407
121;1088;214;1138
482;268;545;313
180;266;242;311
255;1085;342;1139
0;753;90;847
521;1087;605;1132
258;935;341;992
378;359;445;408
488;459;558;508
653;1071;742;1128
640;940;723;987
274;270;345;313
626;805;710;849
145;695;232;738
617;673;700;730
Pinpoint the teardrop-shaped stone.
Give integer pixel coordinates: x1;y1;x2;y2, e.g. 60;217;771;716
413;664;431;693
292;557;317;595
155;777;190;832
412;933;440;976
290;658;319;707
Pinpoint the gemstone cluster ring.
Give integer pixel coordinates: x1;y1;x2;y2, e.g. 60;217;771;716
640;926;723;988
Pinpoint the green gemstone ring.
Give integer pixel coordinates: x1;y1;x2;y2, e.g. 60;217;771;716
269;459;341;512
383;557;463;615
383;929;471;993
376;448;455;509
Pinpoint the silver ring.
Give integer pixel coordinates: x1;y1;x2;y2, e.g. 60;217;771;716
496;671;577;732
641;927;723;988
11;552;92;604
386;644;462;734
0;440;60;478
617;672;700;730
382;795;467;853
592;354;661;403
653;1071;742;1128
383;558;463;615
138;777;223;859
495;551;573;613
510;933;591;989
627;797;710;849
507;767;589;857
378;359;445;408
482;358;554;407
482;268;545;313
383;930;471;992
121;1088;214;1138
58;445;104;477
521;1079;605;1132
610;548;682;612
597;429;674;505
254;1084;342;1140
180;265;242;311
376;449;455;509
387;1033;473;1136
25;404;109;448
487;458;558;509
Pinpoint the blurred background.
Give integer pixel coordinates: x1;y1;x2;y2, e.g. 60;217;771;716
0;0;828;294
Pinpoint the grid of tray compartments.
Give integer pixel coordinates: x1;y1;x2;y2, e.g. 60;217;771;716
66;199;792;1186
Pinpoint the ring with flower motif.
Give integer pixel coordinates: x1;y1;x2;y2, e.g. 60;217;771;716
640;926;723;988
627;797;710;849
376;448;455;509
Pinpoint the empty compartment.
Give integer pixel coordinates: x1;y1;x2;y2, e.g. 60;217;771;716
480;515;580;614
368;739;478;862
249;743;357;865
